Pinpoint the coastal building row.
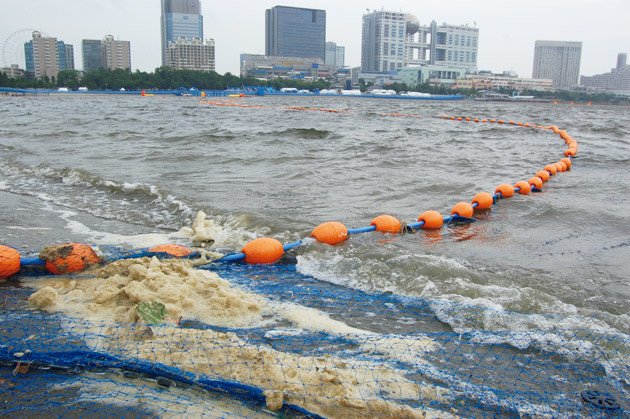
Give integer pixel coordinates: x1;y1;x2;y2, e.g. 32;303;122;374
580;53;630;94
24;32;74;79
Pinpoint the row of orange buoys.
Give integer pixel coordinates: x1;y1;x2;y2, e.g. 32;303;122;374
0;243;194;280
0;115;579;274
231;115;579;264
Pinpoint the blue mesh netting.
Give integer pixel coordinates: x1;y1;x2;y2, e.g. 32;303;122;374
1;260;627;417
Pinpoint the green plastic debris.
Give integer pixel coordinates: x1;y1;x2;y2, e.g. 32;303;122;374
137;301;166;324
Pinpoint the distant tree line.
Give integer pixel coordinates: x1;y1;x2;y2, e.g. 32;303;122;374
1;68;627;103
0;67;331;91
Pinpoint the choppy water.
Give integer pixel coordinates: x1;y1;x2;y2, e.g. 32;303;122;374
1;94;629;364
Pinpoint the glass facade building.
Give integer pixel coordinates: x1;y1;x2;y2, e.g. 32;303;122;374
265;6;326;60
161;0;204;66
82;40;103;71
57;42;75;71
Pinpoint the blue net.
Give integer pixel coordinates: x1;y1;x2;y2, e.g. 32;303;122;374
1;257;627;417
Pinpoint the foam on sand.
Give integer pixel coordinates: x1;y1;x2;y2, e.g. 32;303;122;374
28;257;450;418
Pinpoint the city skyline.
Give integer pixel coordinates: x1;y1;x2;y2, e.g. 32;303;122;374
1;0;628;77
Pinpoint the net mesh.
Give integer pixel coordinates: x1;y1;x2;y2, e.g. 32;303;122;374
1;260;627;417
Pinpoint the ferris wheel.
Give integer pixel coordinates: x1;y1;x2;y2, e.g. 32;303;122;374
1;28;47;68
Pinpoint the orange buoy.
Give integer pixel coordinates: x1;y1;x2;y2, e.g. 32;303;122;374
517;122;524;126
451;202;474;218
544;164;558;176
311;221;348;245
473;118;479;123
481;119;487;123
149;244;192;257
561;157;572;169
0;245;20;280
524;123;531;128
370;215;402;234
536;170;551;182
457;117;463;121
489;119;496;123
514;181;531;195
417;211;444;229
242;238;284;264
564;149;577;157
41;243;100;275
495;183;515;198
465;117;471;122
497;120;505;124
554;162;567;173
449;116;455;120
471;192;494;210
528;176;544;190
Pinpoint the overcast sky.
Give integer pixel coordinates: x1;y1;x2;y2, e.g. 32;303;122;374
1;0;628;77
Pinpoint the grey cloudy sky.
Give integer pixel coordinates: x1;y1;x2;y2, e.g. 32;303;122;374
1;0;628;77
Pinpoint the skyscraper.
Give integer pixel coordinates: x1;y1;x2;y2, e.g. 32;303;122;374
102;35;131;70
57;42;75;71
265;6;326;60
325;42;345;67
532;41;582;88
24;31;73;78
82;40;103;71
161;0;203;66
361;11;479;74
361;10;407;73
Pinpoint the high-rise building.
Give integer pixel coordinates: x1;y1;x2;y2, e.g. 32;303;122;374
82;40;103;71
361;11;479;74
102;35;131;70
24;31;73;78
325;42;345;67
580;53;630;93
161;0;203;66
265;6;326;60
617;53;627;70
361;10;407;73
166;37;215;71
57;42;75;71
532;40;582;89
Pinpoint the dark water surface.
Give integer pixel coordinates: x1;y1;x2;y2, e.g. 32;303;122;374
1;94;629;353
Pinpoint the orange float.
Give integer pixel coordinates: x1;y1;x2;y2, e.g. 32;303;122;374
0;245;20;280
564;149;577;157
471;192;494;210
528;177;544;190
536;170;551;182
149;244;192;257
489;119;496;123
473;118;479;123
514;181;531;195
498;120;505;124
41;243;101;275
457;117;463;121
561;158;572;169
451;202;474;218
242;238;284;264
417;211;444;229
370;215;402;234
544;164;558;175
495;183;515;198
554;162;567;173
465;117;471;122
311;221;348;245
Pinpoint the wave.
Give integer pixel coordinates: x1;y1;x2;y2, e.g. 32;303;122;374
259;128;333;139
0;159;194;229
